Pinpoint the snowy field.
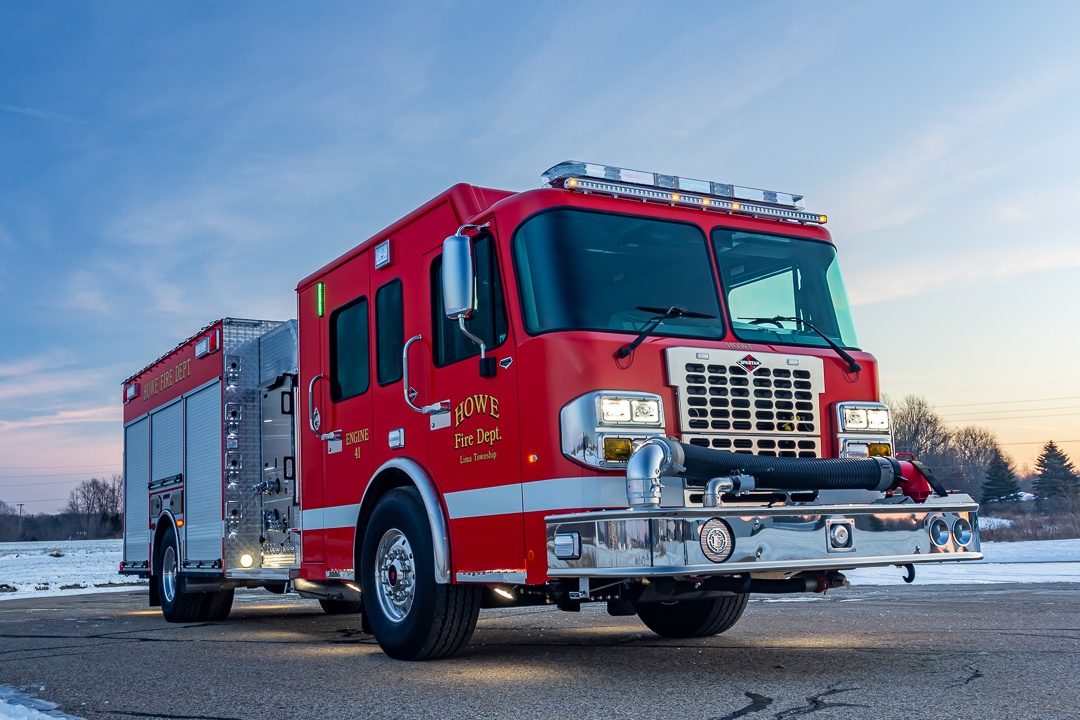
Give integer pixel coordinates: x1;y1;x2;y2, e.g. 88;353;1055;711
0;540;144;600
2;536;1078;603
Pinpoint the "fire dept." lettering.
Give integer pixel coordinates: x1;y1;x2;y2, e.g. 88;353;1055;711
142;359;192;401
455;426;502;449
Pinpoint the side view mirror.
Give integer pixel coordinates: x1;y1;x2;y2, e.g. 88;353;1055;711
441;224;496;378
441;233;475;321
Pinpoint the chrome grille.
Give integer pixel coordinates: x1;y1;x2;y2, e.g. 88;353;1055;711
665;347;825;459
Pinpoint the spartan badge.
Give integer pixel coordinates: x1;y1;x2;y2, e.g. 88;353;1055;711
736;354;761;373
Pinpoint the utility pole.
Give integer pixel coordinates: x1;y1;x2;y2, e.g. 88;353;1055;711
16;504;24;539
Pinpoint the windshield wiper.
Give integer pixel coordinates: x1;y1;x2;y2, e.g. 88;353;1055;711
616;306;717;359
742;315;862;373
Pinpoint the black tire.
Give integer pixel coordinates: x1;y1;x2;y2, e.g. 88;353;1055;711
360;487;481;660
155;524;206;623
635;594;749;638
319;598;363;615
200;589;234;621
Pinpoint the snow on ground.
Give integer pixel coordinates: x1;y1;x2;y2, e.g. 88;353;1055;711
0;540;144;601
0;686;84;720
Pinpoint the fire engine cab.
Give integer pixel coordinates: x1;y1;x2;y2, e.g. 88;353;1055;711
120;161;981;660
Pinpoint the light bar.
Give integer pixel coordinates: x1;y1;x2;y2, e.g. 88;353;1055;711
542;161;827;225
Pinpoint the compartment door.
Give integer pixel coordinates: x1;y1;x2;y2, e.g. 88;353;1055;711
123;417;150;566
184;380;223;565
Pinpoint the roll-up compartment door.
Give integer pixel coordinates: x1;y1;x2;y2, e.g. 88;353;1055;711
123;418;150;564
150;401;183;483
185;379;223;565
184;381;223;565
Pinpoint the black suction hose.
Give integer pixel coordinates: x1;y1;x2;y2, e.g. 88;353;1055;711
672;441;901;492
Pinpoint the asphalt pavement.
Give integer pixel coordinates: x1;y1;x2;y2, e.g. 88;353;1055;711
1;583;1078;719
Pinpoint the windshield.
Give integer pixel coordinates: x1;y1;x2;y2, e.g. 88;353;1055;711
712;228;860;349
513;209;724;340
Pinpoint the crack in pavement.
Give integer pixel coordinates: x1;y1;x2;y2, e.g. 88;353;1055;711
100;710;244;720
773;686;866;718
711;691;774;719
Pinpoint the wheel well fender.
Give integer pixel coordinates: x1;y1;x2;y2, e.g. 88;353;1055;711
355;458;451;584
149;513;177;607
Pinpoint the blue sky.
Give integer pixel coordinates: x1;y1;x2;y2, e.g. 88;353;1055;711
2;2;1079;512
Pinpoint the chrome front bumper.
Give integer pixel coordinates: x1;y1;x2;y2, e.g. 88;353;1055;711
545;496;981;578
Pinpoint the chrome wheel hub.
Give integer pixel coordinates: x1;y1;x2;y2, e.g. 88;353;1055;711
162;546;177;604
375;528;415;623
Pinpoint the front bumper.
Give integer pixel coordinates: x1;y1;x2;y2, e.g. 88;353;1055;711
545;496;981;578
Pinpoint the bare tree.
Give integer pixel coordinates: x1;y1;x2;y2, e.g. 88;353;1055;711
0;499;14;515
950;425;1002;498
887;394;953;464
63;475;124;539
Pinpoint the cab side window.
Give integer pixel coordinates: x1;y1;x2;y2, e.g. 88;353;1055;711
330;296;370;401
376;279;404;385
431;233;508;367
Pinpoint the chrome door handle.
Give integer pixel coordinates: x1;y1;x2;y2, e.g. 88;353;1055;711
307;373;325;436
403;335;449;415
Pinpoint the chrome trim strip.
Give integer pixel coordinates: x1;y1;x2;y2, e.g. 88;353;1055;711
548;553;986;578
455;570;527;584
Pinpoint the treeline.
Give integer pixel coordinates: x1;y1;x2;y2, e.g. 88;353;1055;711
890;394;1080;515
0;475;123;542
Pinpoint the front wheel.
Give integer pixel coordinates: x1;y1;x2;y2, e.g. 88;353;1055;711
155;525;206;623
360;488;481;660
635;594;749;638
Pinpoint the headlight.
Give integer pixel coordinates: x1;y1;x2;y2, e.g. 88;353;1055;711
837;402;891;433
561;391;665;469
842;407;868;430
836;402;893;459
600;397;661;425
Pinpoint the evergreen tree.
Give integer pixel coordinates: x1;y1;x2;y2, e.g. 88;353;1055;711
980;450;1021;504
1033;441;1079;513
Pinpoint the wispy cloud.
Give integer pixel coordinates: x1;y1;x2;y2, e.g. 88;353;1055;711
832;67;1079;237
0;102;85;124
0;349;78;379
0;405;119;432
849;239;1080;305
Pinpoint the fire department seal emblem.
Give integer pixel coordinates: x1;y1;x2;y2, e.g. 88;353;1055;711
699;518;735;563
736;354;761;373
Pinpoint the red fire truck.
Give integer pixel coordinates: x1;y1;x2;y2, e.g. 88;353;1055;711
120;161;981;660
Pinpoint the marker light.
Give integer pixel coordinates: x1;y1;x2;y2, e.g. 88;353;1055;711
194;329;220;359
240;553;254;568
316;282;326;317
603;437;634;463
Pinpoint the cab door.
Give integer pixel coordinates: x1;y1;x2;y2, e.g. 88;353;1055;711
423;226;524;580
299;261;374;575
321;266;374;573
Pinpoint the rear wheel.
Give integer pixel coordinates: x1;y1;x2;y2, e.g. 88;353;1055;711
319;598;363;615
155;525;206;623
200;589;234;621
635;594;749;638
361;488;481;660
